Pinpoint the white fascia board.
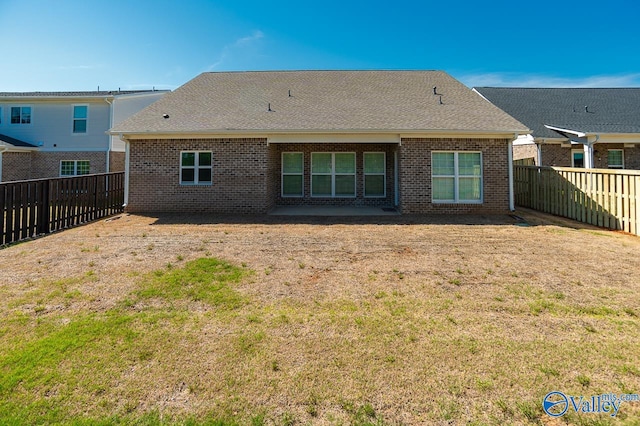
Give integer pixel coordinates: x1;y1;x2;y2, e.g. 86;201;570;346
513;134;535;145
268;133;400;144
113;128;529;140
544;125;587;138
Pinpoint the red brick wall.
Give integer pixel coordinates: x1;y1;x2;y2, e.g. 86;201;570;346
30;152;107;179
1;152;32;182
126;138;269;213
541;143;640;169
399;138;511;214
109;151;125;172
268;143;397;207
513;144;538;164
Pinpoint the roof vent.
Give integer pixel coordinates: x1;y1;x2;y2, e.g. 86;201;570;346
268;103;273;112
439;95;443;105
162;113;170;119
288;90;292;97
433;86;437;95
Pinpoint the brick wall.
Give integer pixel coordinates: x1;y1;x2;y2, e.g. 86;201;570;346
30;152;107;179
127;138;269;213
623;145;640;170
541;144;571;167
513;144;538;164
109;151;125;172
269;143;397;207
542;143;640;169
399;138;511;214
1;152;32;182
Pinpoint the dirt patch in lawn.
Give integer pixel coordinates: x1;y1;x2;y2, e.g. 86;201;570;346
1;209;639;425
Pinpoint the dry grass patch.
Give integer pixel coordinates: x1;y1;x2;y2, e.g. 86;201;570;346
1;210;639;425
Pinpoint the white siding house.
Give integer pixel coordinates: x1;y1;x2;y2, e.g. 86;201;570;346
0;90;167;182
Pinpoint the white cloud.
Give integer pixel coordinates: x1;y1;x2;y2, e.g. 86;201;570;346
208;30;265;71
458;72;640;88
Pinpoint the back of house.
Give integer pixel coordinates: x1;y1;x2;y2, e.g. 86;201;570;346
111;70;528;214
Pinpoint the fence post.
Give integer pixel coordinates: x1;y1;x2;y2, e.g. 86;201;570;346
37;179;50;235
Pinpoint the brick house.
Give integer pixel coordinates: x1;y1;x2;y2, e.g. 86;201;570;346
0;90;167;182
474;87;640;169
110;71;528;214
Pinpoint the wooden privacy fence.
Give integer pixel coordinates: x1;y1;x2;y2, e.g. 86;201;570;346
1;172;125;246
514;166;640;236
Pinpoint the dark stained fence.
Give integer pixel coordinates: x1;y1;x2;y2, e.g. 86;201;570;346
1;172;124;245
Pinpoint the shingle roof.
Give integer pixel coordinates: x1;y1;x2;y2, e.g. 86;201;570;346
0;133;38;148
474;87;640;138
0;90;167;98
111;71;528;135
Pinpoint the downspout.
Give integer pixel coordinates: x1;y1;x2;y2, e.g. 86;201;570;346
0;144;6;183
586;134;600;169
537;139;543;166
122;135;130;208
104;97;114;173
508;135;515;211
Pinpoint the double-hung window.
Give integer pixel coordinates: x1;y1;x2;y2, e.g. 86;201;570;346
311;152;356;197
432;151;482;203
11;106;31;124
180;151;212;185
60;160;90;176
73;105;88;133
607;149;624;169
363;152;386;197
282;152;303;197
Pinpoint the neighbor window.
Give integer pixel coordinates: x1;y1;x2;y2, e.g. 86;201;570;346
11;106;31;124
363;152;386;197
282;152;303;197
571;150;585;168
607;149;624;169
311;152;356;197
73;105;88;133
180;151;212;185
60;160;90;176
432;151;482;203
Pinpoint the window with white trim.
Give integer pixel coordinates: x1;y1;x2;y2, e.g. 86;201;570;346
311;152;355;197
180;151;212;185
60;160;90;176
73;105;88;133
282;152;303;197
432;151;482;203
571;150;585;168
607;149;624;169
11;106;31;124
363;152;386;197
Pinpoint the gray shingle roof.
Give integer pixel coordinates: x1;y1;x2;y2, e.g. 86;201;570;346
111;71;528;135
474;87;640;139
0;133;38;148
0;90;167;98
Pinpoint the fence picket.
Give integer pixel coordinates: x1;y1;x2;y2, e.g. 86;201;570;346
0;172;124;246
514;166;640;236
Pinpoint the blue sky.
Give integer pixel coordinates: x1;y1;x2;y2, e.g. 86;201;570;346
1;0;639;91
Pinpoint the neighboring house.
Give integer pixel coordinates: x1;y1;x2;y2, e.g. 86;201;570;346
109;71;528;214
0;90;168;182
473;87;640;169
